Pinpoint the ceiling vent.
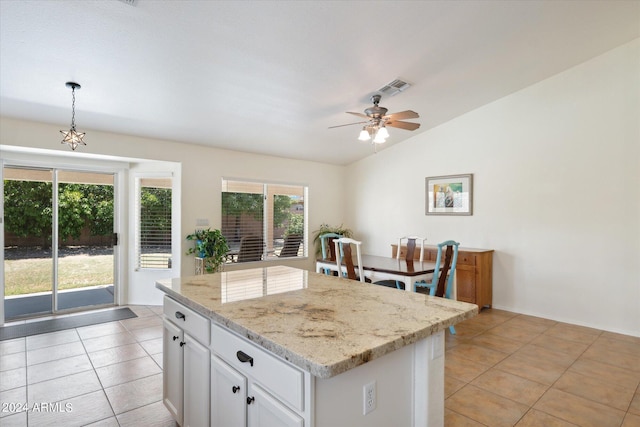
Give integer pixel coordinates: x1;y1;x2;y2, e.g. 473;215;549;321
117;0;137;6
377;79;411;97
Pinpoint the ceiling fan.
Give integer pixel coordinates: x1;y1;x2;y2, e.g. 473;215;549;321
329;94;420;145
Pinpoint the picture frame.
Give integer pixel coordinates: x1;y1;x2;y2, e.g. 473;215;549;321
425;174;473;216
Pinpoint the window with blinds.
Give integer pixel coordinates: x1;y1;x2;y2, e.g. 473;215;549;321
137;178;172;269
221;179;306;263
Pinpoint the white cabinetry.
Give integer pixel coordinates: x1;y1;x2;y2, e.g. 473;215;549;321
248;383;303;427
210;324;308;427
162;296;210;427
162;319;183;425
211;354;247;427
162;293;447;427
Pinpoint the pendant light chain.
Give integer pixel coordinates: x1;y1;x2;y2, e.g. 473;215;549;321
70;86;77;131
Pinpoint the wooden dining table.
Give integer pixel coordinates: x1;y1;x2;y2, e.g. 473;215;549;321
315;254;439;292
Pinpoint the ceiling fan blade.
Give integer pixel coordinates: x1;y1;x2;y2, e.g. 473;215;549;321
385;120;421;131
328;121;368;129
346;111;370;119
382;110;419;120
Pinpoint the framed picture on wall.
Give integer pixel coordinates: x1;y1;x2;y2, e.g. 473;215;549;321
425;174;473;215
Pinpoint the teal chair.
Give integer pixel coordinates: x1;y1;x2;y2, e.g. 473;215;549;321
415;240;460;334
319;233;343;275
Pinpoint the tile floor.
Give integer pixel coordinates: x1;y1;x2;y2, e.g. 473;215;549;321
1;306;639;426
444;309;640;427
0;305;176;426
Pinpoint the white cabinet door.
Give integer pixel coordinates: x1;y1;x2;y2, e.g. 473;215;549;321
211;355;247;427
247;383;303;427
183;333;210;427
163;318;184;426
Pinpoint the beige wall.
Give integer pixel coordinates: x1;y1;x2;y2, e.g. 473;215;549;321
346;39;640;336
0;118;347;280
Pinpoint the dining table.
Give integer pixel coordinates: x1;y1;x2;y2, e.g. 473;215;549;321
315;254;439;293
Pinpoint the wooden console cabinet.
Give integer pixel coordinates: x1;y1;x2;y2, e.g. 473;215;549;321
392;244;493;309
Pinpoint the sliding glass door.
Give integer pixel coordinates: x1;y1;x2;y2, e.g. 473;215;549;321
3;167;54;319
3;167;116;320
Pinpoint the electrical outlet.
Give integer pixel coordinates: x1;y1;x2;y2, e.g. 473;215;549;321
363;381;376;415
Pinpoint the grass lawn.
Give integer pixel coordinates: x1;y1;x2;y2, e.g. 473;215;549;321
4;254;114;296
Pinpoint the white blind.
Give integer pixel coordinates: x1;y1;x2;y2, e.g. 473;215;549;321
220;266;307;303
137;179;172;269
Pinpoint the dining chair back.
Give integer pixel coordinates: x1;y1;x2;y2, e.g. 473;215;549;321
397;236;426;261
279;234;302;257
334;237;365;283
415;240;459;334
319;232;343;275
375;236;427;290
319;232;343;261
237;235;264;263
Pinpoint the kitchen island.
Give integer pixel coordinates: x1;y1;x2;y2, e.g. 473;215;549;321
157;265;477;427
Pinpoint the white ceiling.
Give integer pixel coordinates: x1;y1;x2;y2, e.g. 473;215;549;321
1;1;638;165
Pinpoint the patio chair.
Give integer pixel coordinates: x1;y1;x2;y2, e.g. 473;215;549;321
278;234;303;257
236;236;264;263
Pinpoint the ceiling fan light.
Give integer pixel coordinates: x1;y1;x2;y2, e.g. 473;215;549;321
377;126;389;139
358;128;371;141
373;132;386;144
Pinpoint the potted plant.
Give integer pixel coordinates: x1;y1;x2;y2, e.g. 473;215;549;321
186;228;229;273
312;223;353;258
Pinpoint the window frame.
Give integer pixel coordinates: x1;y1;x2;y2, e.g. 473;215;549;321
135;177;173;270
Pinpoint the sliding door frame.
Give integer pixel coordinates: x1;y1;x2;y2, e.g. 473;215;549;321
1;154;127;323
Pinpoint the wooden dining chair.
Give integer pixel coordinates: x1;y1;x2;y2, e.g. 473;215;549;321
319;232;343;275
415;240;459;334
334;237;365;283
397;236;426;261
375;236;426;290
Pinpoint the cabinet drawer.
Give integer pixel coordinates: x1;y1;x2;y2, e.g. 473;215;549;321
211;323;304;412
456;253;475;266
163;296;210;345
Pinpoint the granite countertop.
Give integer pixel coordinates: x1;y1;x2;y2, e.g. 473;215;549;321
156;265;477;379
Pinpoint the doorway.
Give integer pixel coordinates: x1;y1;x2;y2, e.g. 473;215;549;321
3;166;117;320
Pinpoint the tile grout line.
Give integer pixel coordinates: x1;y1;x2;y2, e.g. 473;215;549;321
76;322;120;427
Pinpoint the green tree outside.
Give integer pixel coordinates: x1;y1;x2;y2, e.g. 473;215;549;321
4;181;115;245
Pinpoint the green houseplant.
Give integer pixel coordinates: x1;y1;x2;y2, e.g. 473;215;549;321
311;223;353;258
186;228;229;273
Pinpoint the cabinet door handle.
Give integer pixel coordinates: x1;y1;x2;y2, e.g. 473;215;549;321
232;386;240;394
175;311;186;321
172;335;179;341
179;341;186;347
247;396;255;405
236;350;254;367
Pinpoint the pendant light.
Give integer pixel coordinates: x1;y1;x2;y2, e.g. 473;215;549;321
59;82;86;150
